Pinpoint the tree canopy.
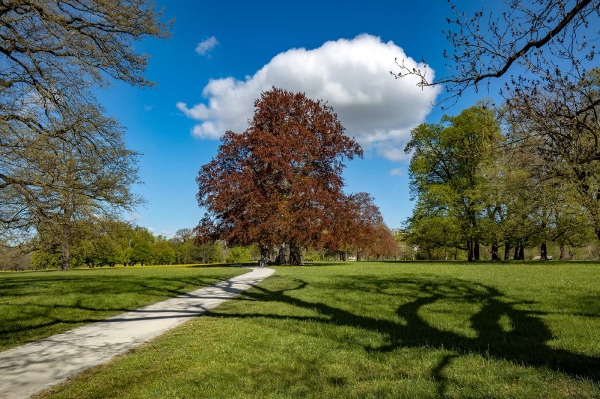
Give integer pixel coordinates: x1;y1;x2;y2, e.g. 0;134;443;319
404;100;600;261
0;107;142;270
406;105;503;261
0;1;170;269
196;87;363;265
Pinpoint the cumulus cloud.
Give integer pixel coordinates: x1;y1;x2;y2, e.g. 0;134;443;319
390;168;403;176
195;36;219;56
178;34;440;161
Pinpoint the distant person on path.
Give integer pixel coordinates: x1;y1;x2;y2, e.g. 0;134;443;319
259;254;266;268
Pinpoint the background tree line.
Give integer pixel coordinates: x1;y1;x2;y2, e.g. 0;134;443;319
0;222;219;270
0;219;400;271
405;70;600;261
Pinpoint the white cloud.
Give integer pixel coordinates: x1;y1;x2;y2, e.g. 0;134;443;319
195;36;219;56
178;34;440;161
143;105;156;112
390;168;403;176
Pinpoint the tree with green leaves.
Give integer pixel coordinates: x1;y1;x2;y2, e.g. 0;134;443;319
406;105;503;261
127;227;154;266
504;68;600;242
152;237;176;265
0;108;141;270
407;212;464;260
0;1;169;269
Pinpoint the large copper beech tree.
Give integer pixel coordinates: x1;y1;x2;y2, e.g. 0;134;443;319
195;88;363;265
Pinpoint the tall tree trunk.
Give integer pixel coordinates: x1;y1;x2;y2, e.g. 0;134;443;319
60;224;71;271
518;244;525;260
467;239;474;262
288;242;302;265
540;242;548;261
504;243;511;261
559;244;566;260
277;245;286;264
513;245;519;260
260;246;270;263
474;239;480;261
491;241;500;261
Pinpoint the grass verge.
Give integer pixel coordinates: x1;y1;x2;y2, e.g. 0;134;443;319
36;262;600;398
0;265;245;351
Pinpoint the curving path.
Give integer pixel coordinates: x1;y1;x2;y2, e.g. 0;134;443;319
0;267;275;399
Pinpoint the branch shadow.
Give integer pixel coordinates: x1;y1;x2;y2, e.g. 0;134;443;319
208;274;600;394
0;274;233;349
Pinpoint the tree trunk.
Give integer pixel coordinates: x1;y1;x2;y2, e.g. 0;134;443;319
540;242;548;261
259;246;270;265
60;226;70;271
504;243;511;261
518;244;525;260
356;251;361;262
474;240;480;261
288;242;302;265
513;245;519;260
277;245;286;264
339;251;346;261
260;246;270;258
559;244;566;260
467;239;474;262
491;241;500;261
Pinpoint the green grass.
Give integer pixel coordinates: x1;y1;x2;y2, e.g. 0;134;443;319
33;262;600;398
0;265;245;351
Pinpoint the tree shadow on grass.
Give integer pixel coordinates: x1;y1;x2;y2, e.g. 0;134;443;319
209;274;600;393
0;274;230;349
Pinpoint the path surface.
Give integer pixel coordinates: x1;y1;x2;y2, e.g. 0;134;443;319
0;267;275;399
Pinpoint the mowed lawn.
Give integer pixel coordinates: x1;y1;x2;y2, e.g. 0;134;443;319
32;262;600;398
0;265;245;351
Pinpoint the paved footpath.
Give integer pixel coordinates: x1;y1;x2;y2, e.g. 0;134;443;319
0;267;275;399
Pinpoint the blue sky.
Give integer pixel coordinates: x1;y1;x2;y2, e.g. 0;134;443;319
95;0;495;237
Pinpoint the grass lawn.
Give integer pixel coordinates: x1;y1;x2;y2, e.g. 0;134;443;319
0;265;246;351
34;262;600;398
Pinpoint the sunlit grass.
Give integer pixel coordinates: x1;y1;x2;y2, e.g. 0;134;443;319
34;262;600;398
0;265;245;351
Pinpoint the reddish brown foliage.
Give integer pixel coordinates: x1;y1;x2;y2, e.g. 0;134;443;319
195;88;362;264
329;192;399;260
